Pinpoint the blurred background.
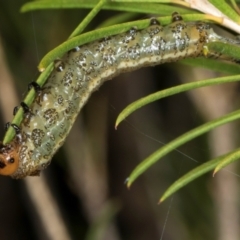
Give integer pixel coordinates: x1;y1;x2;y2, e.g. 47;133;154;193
0;1;240;239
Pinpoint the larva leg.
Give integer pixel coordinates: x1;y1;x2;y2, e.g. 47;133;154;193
28;81;41;93
11;123;21;135
172;12;183;22
13;101;31;116
13;106;19;116
13;83;41;116
150;18;160;26
19;102;34;127
28;82;46;106
71;46;81;52
54;60;65;72
11;124;23;143
4;122;10;131
28;81;44;106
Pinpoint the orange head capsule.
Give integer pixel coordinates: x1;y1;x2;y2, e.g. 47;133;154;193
0;142;19;176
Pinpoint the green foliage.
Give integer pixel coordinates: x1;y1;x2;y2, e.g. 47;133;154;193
208;0;240;22
21;0;194;15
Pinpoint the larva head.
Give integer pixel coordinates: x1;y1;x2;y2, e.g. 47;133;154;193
0;142;19;176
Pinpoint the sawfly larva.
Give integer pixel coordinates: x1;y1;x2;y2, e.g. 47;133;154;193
0;12;238;178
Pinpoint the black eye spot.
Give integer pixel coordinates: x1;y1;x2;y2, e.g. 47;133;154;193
9;158;14;164
0;161;6;168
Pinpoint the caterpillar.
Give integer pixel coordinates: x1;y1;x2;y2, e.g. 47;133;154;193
0;12;238;178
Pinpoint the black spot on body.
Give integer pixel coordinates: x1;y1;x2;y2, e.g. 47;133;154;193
150;18;160;26
31;129;45;147
43;109;59;127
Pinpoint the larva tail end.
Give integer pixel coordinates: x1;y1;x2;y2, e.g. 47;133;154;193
0;142;19;176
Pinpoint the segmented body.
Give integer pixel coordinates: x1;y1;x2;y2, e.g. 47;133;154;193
0;13;235;178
